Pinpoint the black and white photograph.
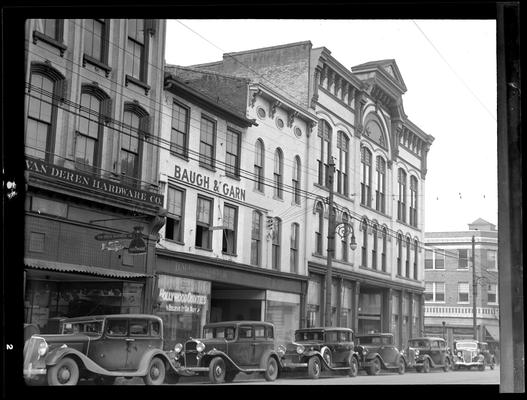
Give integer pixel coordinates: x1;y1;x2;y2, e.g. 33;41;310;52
2;2;522;396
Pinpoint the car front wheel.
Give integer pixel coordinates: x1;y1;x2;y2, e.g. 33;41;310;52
366;357;381;376
47;357;80;386
422;358;431;373
443;358;451;372
307;357;321;379
264;357;279;381
209;357;226;384
398;358;406;374
348;356;358;377
143;357;166;385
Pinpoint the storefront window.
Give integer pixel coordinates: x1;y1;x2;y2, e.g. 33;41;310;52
402;293;410;346
307;276;321;328
155;275;210;350
358;291;381;334
391;292;400;347
340;283;352;328
266;290;300;347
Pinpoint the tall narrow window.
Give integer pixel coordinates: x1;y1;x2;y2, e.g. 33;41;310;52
405;236;411;277
376;156;386;213
83;19;109;69
272;218;281;270
317;120;331;187
435;250;445;269
290;223;299;273
315;202;324;255
121;110;141;186
274;148;283;199
361;147;372;206
337;131;349;196
165;186;184;242
361;218;368;267
372;224;378;270
33;20;66;53
381;227;387;272
171;101;189;158
398;169;407;222
397;233;403;276
222;204;237;255
458;249;470;269
199;116;216;169
341;213;349;262
409;176;418;227
292;156;301;204
225;128;241;177
413;239;419;279
254;139;264;192
250;211;262;266
126;19;147;83
42;19;60;40
26;72;54;160
458;282;470;303
487;284;498;304
195;196;212;250
425;249;433;270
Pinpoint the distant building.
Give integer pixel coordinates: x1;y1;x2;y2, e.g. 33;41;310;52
424;218;499;353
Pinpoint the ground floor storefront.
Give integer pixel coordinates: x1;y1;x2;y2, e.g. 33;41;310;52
154;251;307;349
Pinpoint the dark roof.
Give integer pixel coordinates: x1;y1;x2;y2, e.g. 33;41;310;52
64;314;162;322
409;337;446;341
357;333;394;337
295;327;353;332
204;321;275;328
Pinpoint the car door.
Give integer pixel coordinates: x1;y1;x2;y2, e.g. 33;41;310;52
331;331;351;365
125;318;160;370
252;325;271;366
229;325;255;367
379;337;399;367
90;318;128;371
429;340;442;365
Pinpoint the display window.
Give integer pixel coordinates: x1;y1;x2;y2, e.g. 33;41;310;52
265;290;300;346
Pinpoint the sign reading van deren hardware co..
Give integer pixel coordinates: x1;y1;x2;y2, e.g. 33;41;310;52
25;157;163;207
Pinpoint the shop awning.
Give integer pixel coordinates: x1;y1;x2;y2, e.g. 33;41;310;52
24;258;153;279
485;325;500;342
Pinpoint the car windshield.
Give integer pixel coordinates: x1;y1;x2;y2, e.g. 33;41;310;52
408;340;431;349
295;331;324;342
203;326;236;340
62;320;103;335
359;336;391;345
456;342;478;350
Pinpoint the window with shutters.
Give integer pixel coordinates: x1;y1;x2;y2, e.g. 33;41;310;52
222;203;238;255
83;19;111;75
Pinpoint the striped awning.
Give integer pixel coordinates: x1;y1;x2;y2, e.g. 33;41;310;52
485;325;500;342
24;258;153;279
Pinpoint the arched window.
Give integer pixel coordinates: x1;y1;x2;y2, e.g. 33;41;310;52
292;156;301;204
75;85;111;173
398;169;407;222
290;223;299;273
317;120;332;187
121;102;149;186
274;148;283;199
361;147;372;206
250;211;262;266
26;63;65;162
372;223;378;270
361;218;368;267
341;213;349;262
272;217;282;270
406;235;412;277
337;131;349;196
381;227;387;272
410;176;418;227
397;233;403;276
315;202;324;255
414;238;419;280
254;139;264;192
376;156;386;213
364;116;387;148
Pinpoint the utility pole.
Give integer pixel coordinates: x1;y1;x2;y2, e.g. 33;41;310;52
325;157;335;327
472;235;477;340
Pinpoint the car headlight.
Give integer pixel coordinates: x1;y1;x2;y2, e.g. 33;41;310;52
362;347;368;356
277;345;286;357
37;341;48;357
415;349;420;356
196;341;206;353
457;351;462;357
174;343;183;353
296;344;305;354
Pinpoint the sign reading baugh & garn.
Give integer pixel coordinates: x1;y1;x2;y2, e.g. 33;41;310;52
26;157;163;206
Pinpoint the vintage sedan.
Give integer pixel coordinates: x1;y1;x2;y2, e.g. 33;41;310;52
356;333;406;375
23;314;175;386
171;321;281;384
404;337;452;373
278;327;359;379
452;340;496;371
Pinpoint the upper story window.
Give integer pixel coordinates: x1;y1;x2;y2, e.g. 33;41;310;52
26;64;65;162
458;249;471;269
254;139;264;192
222;203;238;255
83;19;111;74
315;201;324;255
33;19;66;55
171;101;189;158
458;282;470;303
290;223;299;273
121;103;149;187
361;218;368;268
199;115;216;169
425;282;445;303
292;156;301;205
165;186;185;242
272;217;282;270
250;211;262;266
409;176;418;227
317;120;331;188
75;85;111;174
425;248;446;269
397;168;407;222
381;227;387;272
195;196;213;250
414;239;419;280
376;156;386;213
364;117;387;148
125;19;152;92
336;131;349;196
487;283;498;304
341;213;349;262
396;233;403;276
361;147;372;207
405;235;411;278
274;148;283;199
371;223;378;270
225;128;241;178
486;249;498;270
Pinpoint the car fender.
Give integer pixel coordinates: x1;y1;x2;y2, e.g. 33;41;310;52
258;349;282;370
201;349;239;371
422;354;436;367
45;347;117;376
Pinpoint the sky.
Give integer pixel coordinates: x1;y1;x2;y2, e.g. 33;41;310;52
164;19;497;233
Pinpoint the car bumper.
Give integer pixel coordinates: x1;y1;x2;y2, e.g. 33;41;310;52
453;361;483;367
281;361;308;369
24;363;47;379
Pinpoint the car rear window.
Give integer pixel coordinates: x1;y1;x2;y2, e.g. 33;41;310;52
130;320;149;336
203;326;236;340
239;326;254;339
106;319;128;336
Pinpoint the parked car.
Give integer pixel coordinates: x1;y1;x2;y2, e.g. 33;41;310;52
23;314;176;386
451;340;496;371
356;333;406;375
404;337;452;373
171;321;281;384
278;327;359;379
